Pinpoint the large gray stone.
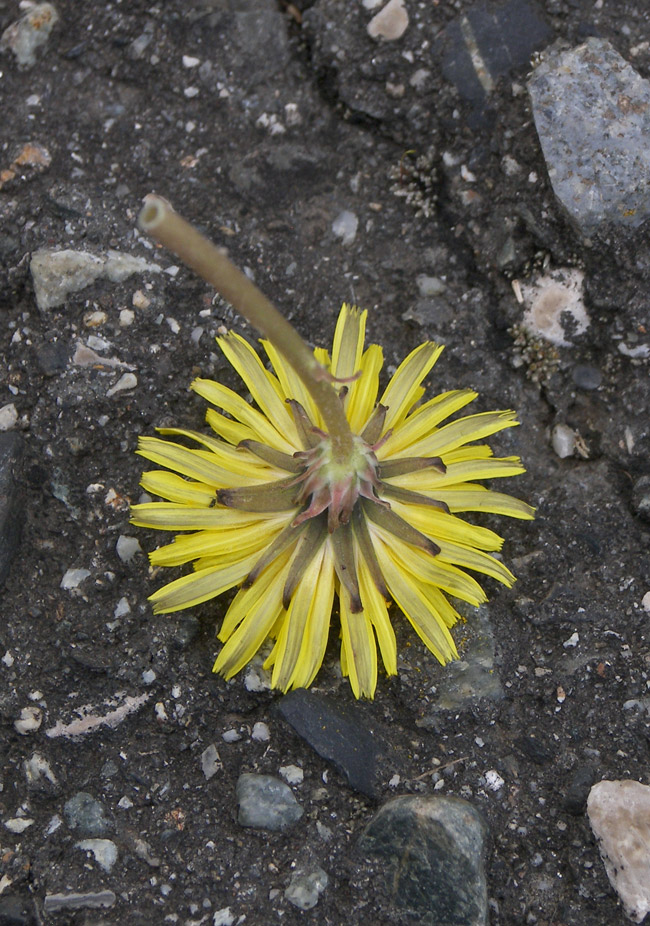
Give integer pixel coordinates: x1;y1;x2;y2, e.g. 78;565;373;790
359;795;489;925
529;38;650;234
236;773;303;832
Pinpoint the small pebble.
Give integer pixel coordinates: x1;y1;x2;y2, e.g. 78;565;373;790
551;423;577;459
485;770;505;792
251;722;270;742
0;404;18;431
116;535;142;563
14;706;42;735
60;567;90;590
367;0;409;41
213;908;235;926
0;3;59;68
119;309;135;326
4;817;34;833
222;728;241;743
75;838;118;873
332;210;358;246
106;372;137;397
142;669;156;685
572;364;602;390
279;764;304;785
416;275;446;297
201;743;221;780
642;591;650;612
285;865;329;911
563;632;579;648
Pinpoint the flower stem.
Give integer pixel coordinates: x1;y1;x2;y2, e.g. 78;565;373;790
138;195;355;461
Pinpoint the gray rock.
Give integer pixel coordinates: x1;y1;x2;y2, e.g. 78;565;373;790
30;249;160;311
359;795;489;925
201;743;222;781
0;894;33;925
529;38;650;234
587;780;650;923
236;773;303;832
43;891;116;913
0;432;24;587
423;605;504;715
0;3;59;68
285;865;329;911
63;792;112;837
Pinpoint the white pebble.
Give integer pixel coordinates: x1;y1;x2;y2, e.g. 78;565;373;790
4;818;34;834
213;908;235;926
132;289;150;309
118;796;134;810
14;706;43;735
184;87;199;98
3;651;15;667
251;722;270;742
0;403;18;431
106;372;137;397
367;0;409;40
279;764;304;785
119;309;135;327
563;631;580;648
116;535;142;563
551;423;577;459
641;591;650;612
332;210;358;246
142;669;156;685
60;567;90;590
182;55;200;68
485;769;505;791
222;728;241;743
166;317;180;334
114;597;131;618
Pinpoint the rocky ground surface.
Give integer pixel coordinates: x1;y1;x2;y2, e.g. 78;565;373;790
1;1;650;924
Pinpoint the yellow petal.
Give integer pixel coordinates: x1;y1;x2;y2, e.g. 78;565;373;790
388;456;526;491
261;339;322;427
270;544;335;691
157;427;276;481
436;539;515;586
217;331;300;445
358;557;396;677
378;389;478;458
432;486;536;519
374;539;458;663
149;550;261;613
150;516;286;567
395;410;520;459
331;304;366;383
131;503;283;532
140;471;215;506
137;436;237;487
388;498;503;551
192;379;296;453
339;586;377;699
345;344;383;434
379;341;444;432
214;550;293;676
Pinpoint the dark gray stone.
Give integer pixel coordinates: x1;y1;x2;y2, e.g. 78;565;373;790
63;792;113;838
0;432;24;587
236;773;303;832
0;894;35;925
563;765;597;815
529;38;650;234
437;0;552;104
277;689;380;798
572;364;602;390
359;795;489;926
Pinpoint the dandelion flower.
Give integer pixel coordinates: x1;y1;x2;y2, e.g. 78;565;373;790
133;198;534;698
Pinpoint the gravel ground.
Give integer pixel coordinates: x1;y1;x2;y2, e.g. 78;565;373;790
1;1;649;924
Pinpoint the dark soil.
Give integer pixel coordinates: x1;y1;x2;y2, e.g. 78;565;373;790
1;1;649;924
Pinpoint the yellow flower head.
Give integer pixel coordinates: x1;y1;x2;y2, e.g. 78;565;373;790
132;304;534;698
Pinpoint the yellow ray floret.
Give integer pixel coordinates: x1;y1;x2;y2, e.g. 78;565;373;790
133;303;533;698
